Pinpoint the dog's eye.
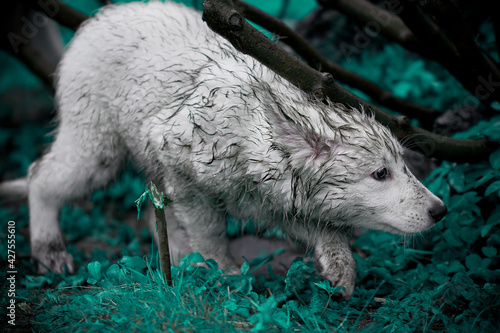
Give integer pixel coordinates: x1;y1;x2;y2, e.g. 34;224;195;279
372;167;388;180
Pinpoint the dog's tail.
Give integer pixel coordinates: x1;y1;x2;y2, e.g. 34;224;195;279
0;178;28;200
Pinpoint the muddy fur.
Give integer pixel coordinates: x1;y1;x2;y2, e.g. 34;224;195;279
1;2;446;298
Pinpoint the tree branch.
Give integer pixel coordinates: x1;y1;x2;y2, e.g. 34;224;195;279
1;1;87;87
0;3;58;89
202;0;497;162
232;0;440;127
22;0;89;30
17;43;56;88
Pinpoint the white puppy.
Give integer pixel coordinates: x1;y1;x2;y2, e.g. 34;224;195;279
2;2;446;298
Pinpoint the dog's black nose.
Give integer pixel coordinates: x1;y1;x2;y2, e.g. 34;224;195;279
429;202;447;222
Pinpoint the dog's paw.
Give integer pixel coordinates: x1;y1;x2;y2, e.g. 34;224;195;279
319;263;356;300
34;249;74;274
316;250;357;300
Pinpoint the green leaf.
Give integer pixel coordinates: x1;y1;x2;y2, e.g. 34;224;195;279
135;188;149;220
314;280;330;291
450;192;481;210
87;261;102;285
443;212;459;225
370;267;392;280
205;259;218;271
446;260;465;274
482;207;500;237
430;270;449;284
473;169;496;188
285;259;315;297
481;258;492;269
443;229;463;247
240;259;250;275
484;118;500;141
119;256;146;270
426;162;451;182
455;212;475;227
249;295;287;331
485;180;500;197
487;234;500;246
106;264;126;284
221;299;238;312
489;149;500;170
229;276;254;295
486;206;500;225
448;167;467;193
482;247;497;258
465;254;482;270
194;285;207;295
481;224;494;237
314;280;345;295
427;173;451;206
459;227;477;244
187;252;205;263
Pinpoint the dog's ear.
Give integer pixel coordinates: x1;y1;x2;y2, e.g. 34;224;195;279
263;89;345;161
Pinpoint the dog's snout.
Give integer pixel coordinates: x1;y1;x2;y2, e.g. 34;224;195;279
429;202;447;223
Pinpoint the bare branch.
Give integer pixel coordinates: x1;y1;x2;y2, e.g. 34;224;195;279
0;6;56;88
202;0;498;162
233;0;440;127
22;0;89;30
1;1;85;89
17;42;56;88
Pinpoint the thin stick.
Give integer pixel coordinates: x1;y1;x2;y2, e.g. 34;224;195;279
154;204;172;286
148;182;172;286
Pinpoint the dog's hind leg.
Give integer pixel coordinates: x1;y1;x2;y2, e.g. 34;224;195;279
28;126;124;273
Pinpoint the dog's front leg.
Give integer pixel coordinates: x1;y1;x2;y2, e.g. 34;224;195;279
315;231;357;299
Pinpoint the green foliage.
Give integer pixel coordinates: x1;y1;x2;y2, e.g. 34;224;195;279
341;44;478;113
